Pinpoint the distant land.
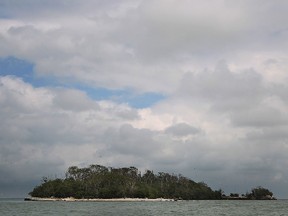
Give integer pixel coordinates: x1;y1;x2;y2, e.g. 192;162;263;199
26;164;276;201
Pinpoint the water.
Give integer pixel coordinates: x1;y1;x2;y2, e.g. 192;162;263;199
1;199;288;216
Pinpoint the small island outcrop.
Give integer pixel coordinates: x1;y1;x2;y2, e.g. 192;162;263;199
28;164;221;200
222;186;276;200
27;164;276;201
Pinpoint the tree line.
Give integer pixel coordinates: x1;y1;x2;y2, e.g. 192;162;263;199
29;164;222;200
29;164;275;200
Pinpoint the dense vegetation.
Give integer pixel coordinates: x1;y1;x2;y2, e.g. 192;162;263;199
223;186;275;200
247;186;274;200
29;164;222;200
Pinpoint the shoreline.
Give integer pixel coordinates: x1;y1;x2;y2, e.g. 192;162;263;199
24;197;176;202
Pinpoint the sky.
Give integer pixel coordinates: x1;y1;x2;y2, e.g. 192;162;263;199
1;0;288;198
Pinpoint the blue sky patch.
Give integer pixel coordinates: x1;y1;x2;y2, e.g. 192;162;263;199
70;85;165;108
0;56;34;81
0;56;55;87
123;92;165;108
0;56;165;108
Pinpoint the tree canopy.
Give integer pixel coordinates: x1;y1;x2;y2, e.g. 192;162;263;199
29;164;222;200
29;164;275;200
247;186;274;200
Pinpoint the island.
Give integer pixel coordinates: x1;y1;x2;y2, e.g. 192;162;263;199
222;186;276;200
26;164;275;201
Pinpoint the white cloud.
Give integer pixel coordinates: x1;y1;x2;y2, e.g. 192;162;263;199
2;0;288;198
52;88;99;111
1;0;288;94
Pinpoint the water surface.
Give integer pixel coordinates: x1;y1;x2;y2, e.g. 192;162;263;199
0;198;287;216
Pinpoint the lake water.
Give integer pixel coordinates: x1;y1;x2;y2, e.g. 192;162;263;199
1;198;288;216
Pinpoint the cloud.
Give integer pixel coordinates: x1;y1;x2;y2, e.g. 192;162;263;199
118;0;248;59
146;62;288;196
0;76;137;161
231;106;288;128
2;68;288;197
0;76;144;196
1;0;288;94
165;123;200;137
178;62;264;109
1;0;288;199
52;88;99;111
0;0;138;18
175;62;288;131
103;124;156;156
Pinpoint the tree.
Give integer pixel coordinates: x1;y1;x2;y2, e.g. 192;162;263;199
248;186;273;200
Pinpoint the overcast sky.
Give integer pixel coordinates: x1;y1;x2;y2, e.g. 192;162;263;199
1;0;288;198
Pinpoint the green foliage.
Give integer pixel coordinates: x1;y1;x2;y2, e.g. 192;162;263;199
29;164;222;200
247;186;273;200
